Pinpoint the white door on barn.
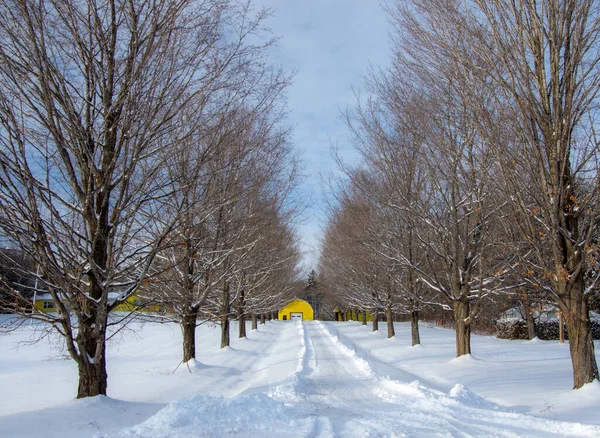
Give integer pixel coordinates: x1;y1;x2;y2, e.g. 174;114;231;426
290;313;303;321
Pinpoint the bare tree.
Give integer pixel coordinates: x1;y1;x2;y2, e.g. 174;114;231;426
344;83;437;346
388;0;600;387
146;54;293;362
320;183;398;337
339;13;508;355
0;0;273;397
473;0;600;389
232;203;301;337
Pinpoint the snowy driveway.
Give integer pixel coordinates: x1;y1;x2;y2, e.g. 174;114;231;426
117;321;600;437
265;322;596;437
1;319;598;437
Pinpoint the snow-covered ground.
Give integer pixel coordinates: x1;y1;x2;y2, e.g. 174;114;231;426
0;318;599;437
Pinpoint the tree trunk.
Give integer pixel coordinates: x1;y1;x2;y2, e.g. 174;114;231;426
252;314;258;330
385;307;395;338
372;309;379;332
182;312;196;362
554;187;599;387
221;316;230;348
411;309;421;346
524;300;536;340
238;288;246;339
220;280;230;349
362;310;367;326
559;313;565;344
77;356;107;399
563;297;599;389
453;299;471;357
76;207;110;398
76;299;108;398
239;314;246;338
260;313;265;325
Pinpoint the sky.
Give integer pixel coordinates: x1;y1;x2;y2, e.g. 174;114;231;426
251;0;391;274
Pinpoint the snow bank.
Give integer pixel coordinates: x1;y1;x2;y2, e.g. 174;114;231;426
3;319;600;436
170;359;206;374
372;375;600;436
268;322;306;404
0;396;162;438
316;321;374;378
575;379;600;397
268;377;305;403
374;377;505;413
448;353;483;365
448;384;502;409
112;393;310;438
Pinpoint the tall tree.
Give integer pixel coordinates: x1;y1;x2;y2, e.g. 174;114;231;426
0;0;271;397
391;0;600;387
471;0;600;389
304;269;324;319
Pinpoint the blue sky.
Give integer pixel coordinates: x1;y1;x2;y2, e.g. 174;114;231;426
252;0;391;273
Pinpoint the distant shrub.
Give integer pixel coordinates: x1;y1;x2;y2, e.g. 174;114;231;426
535;320;561;340
496;319;528;340
471;317;498;336
496;319;600;340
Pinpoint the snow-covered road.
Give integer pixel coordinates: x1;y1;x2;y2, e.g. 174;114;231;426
290;321;388;436
1;319;599;437
121;321;600;437
261;321;598;437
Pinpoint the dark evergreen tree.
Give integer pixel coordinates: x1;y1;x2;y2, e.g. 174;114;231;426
305;270;323;319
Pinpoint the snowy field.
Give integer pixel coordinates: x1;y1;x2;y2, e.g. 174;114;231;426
0;319;599;437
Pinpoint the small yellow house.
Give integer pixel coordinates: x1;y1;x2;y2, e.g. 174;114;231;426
278;298;314;321
33;293;160;313
111;293;153;312
33;293;59;313
108;292;163;312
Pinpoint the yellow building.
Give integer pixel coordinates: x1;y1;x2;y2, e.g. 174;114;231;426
278;298;314;321
33;292;160;313
108;292;163;313
333;308;373;322
33;293;59;313
112;294;149;312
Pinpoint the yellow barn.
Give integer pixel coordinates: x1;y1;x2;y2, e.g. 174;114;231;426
278;298;314;321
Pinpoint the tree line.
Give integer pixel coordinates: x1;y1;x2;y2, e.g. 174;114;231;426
0;0;300;398
319;0;600;389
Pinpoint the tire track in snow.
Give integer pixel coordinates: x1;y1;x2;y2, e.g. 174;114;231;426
267;321;309;403
226;321;305;397
112;321;600;437
292;321;420;437
301;319;318;375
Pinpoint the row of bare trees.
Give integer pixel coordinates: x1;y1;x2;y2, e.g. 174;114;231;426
0;0;300;398
320;0;600;389
144;88;301;364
